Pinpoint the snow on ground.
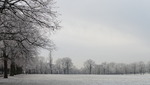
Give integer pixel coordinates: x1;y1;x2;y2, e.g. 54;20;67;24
0;74;150;85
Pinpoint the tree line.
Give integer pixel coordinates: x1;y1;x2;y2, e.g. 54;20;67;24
1;56;148;75
31;58;150;75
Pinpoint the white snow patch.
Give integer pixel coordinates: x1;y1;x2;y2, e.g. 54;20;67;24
0;74;150;85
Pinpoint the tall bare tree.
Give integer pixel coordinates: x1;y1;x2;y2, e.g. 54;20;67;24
84;59;95;74
62;57;73;74
55;58;63;74
55;58;73;74
0;0;59;78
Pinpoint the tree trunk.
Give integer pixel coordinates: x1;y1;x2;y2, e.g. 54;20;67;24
10;60;15;76
1;65;4;74
89;65;92;74
4;53;8;78
49;51;53;74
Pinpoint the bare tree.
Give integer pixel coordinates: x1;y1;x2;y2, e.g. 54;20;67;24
101;62;107;74
61;57;73;74
0;0;59;78
84;59;95;74
146;61;150;73
131;63;137;74
55;57;73;74
138;61;145;74
0;16;56;78
55;58;63;74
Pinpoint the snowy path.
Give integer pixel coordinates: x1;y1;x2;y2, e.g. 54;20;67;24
0;74;150;85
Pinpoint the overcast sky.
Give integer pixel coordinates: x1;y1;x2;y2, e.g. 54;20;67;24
41;0;150;67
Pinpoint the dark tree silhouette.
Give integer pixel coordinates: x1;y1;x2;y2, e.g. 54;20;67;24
0;0;59;78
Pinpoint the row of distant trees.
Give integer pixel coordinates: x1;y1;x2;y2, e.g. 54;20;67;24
11;56;150;75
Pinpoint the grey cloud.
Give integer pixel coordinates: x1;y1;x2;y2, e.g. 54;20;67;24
47;0;150;67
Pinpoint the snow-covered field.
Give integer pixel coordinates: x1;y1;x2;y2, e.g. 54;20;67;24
0;74;150;85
